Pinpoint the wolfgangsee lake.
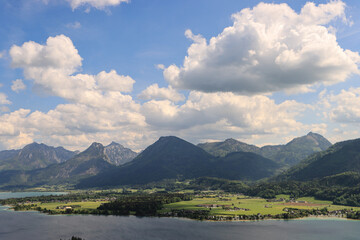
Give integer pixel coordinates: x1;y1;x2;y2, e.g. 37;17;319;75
0;192;359;240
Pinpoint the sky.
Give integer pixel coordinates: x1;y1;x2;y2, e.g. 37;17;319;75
0;0;360;151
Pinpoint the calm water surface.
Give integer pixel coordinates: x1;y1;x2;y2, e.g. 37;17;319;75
0;192;359;240
0;191;67;199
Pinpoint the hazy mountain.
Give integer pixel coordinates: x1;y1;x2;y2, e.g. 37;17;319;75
199;132;332;167
264;132;332;166
104;142;138;166
198;138;261;157
0;142;115;188
277;138;360;182
0;142;76;171
78;136;281;188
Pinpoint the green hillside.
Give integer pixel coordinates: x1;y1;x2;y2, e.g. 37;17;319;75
278;138;360;181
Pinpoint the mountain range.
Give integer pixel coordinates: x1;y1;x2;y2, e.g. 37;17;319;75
0;142;76;171
77;136;281;188
3;132;360;190
198;132;332;166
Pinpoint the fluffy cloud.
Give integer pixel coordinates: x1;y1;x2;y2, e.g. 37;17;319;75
11;79;26;93
5;35;147;150
96;70;134;93
142;91;308;138
164;1;360;94
66;0;129;10
0;93;11;105
2;34;317;151
10;34;82;75
10;35;136;107
320;88;360;124
138;84;185;102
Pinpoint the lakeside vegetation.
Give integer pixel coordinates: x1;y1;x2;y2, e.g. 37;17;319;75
2;184;360;221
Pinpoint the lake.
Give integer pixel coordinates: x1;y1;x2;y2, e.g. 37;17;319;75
0;192;359;240
0;191;67;200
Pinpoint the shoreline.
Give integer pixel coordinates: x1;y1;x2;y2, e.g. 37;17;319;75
2;204;357;222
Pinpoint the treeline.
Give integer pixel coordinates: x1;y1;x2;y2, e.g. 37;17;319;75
188;177;360;207
98;193;192;216
0;190;129;206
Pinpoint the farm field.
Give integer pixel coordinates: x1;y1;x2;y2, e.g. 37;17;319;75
162;194;360;216
24;201;109;213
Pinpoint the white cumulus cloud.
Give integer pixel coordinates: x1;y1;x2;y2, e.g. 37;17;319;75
141;91;308;137
6;35;147;151
11;79;26;93
164;1;360;95
320;88;360;124
138;84;185;102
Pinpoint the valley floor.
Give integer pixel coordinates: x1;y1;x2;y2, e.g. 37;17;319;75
3;190;360;221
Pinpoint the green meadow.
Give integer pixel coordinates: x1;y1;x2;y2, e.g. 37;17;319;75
162;194;360;217
30;201;108;213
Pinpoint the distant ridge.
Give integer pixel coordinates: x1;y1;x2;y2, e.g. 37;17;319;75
197;138;261;157
0;142;115;187
198;132;332;167
0;142;76;171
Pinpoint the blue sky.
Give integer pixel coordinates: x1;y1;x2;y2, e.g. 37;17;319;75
0;0;360;151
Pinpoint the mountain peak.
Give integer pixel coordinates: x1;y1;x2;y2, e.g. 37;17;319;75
307;132;323;138
158;136;180;141
82;142;105;155
198;138;261;157
108;141;121;147
104;142;137;166
224;138;239;144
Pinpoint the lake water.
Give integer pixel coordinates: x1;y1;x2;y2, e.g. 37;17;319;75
0;192;359;240
0;191;67;200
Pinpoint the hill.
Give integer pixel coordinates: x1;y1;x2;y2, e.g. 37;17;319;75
277;138;360;182
0;143;76;171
